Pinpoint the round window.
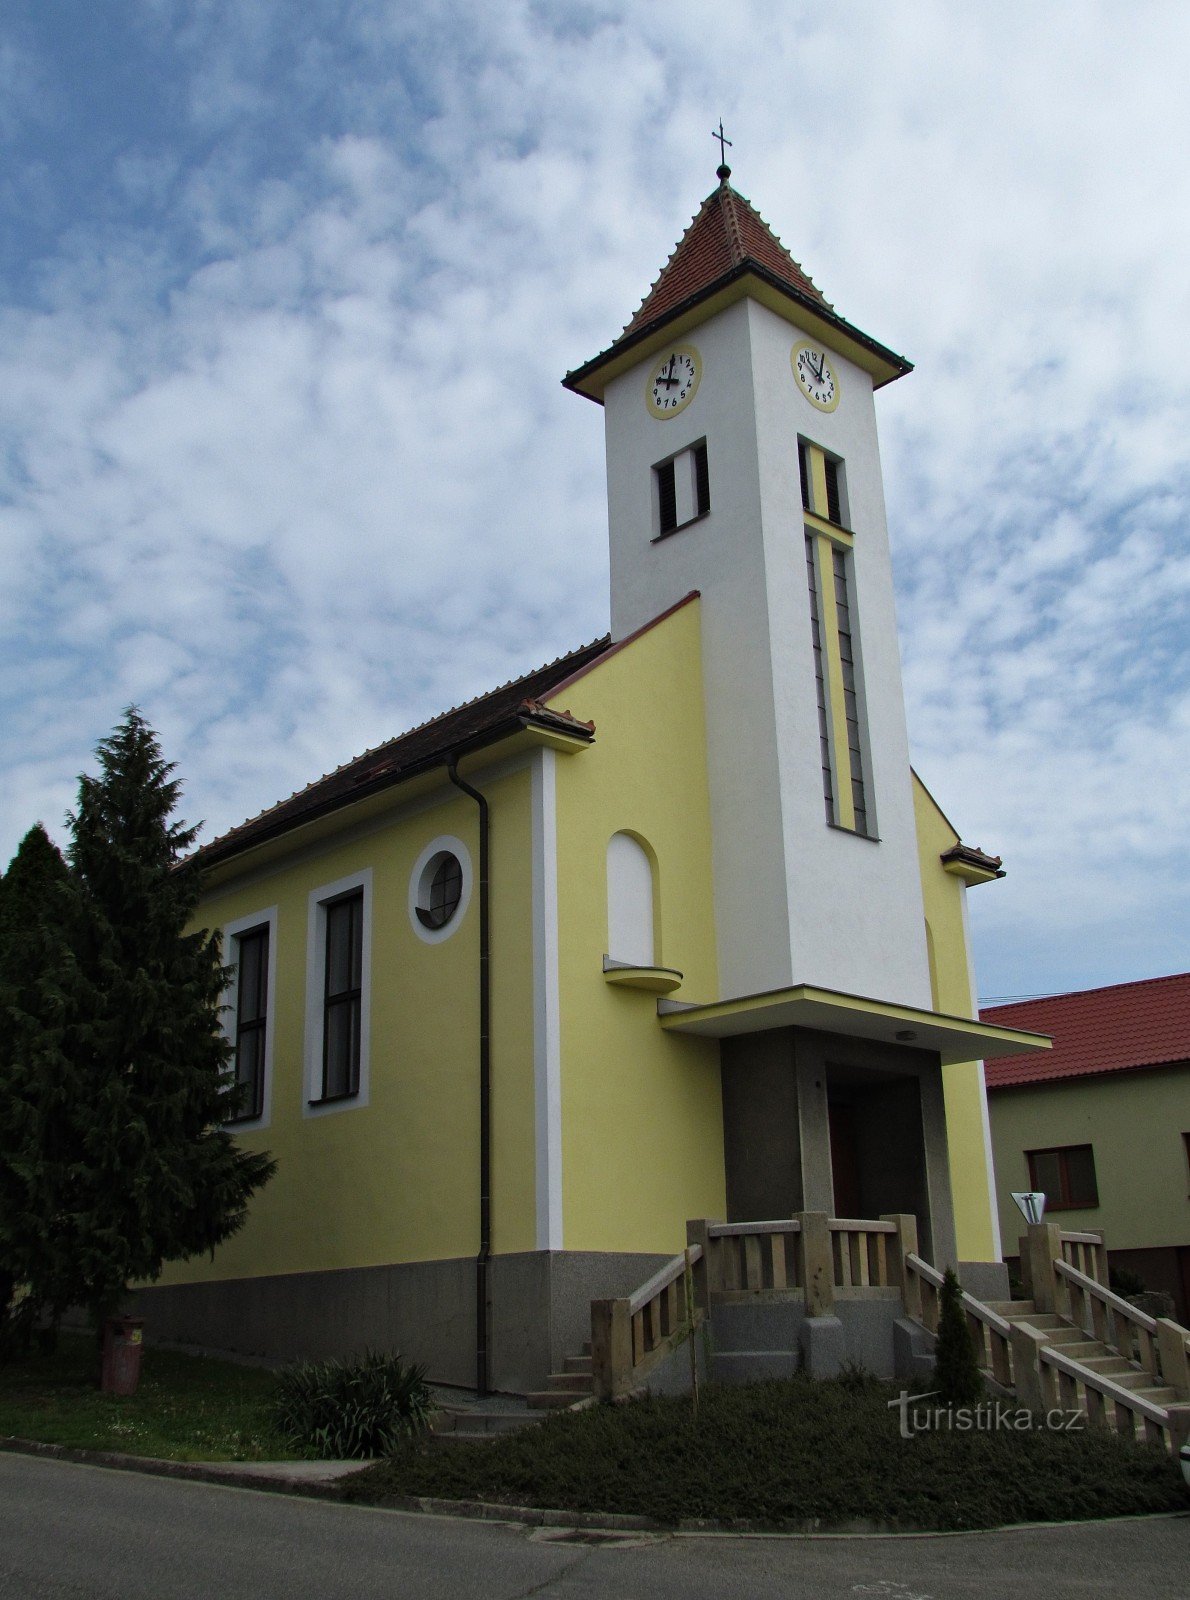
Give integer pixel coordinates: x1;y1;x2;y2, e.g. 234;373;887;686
416;851;463;930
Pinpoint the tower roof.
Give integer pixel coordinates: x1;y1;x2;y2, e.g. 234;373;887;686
622;181;832;338
564;178;911;402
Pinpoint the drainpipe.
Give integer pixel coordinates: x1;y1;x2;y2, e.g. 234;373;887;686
447;755;491;1396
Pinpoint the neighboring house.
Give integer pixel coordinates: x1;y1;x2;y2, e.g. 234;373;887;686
137;169;1048;1392
983;973;1190;1322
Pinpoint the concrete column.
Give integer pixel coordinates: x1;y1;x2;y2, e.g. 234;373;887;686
882;1212;920;1316
1010;1322;1053;1414
1024;1223;1064;1316
1157;1320;1190;1400
794;1056;834;1213
917;1063;958;1270
686;1220;715;1313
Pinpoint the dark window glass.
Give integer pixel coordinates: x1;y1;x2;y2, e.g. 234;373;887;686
417;853;463;929
1026;1145;1099;1210
806;535;834;823
798;440;810;510
832;547;868;834
693;441;710;515
825;456;842;525
322;893;362;1100
231;925;268;1121
656;460;677;533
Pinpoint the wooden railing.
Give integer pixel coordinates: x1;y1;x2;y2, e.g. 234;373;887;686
590;1245;703;1400
1056;1258;1190;1397
904;1251;1014;1388
689;1212;914;1310
1012;1321;1190;1454
1058;1228;1109;1286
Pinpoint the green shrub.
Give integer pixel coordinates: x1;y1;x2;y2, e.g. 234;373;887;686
273;1351;433;1459
1109;1265;1147;1299
933;1267;983;1407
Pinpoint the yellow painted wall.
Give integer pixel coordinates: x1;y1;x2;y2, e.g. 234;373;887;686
911;774;998;1261
162;765;538;1286
989;1067;1190;1255
548;599;727;1253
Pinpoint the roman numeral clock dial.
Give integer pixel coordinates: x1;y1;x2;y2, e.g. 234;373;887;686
646;345;702;419
792;341;841;412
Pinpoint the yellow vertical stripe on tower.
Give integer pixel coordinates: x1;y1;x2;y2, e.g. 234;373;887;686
804;443;855;831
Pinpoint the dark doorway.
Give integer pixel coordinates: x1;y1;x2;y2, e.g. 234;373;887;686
828;1101;861;1217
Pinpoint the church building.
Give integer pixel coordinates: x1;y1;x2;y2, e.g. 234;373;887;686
140;165;1048;1393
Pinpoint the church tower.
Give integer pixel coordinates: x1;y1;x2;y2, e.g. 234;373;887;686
565;167;933;1010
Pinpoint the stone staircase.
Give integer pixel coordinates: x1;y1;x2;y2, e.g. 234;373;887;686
431;1347;594;1444
525;1346;595;1411
983;1299;1182;1411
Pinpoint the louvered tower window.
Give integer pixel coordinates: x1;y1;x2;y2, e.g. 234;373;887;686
654;441;710;537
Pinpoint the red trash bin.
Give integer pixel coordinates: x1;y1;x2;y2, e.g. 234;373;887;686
101;1317;145;1396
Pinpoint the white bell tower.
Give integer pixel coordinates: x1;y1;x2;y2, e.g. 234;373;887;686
565;171;935;1012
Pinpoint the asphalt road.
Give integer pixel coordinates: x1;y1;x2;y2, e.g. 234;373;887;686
3;1454;1188;1600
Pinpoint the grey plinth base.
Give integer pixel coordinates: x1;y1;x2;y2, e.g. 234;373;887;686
712;1350;800;1384
799;1314;845;1379
893;1316;936;1381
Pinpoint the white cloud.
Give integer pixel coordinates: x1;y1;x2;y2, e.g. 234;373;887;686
1;0;1189;998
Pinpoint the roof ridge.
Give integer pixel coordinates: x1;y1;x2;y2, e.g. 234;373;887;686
983;970;1190;1014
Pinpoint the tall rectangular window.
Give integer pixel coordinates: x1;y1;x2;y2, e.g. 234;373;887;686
231;924;269;1122
654;440;709;536
1027;1145;1099;1210
801;437;870;835
322;891;363;1101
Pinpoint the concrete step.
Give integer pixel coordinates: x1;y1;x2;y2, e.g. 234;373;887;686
712;1350;799;1385
1043;1324;1095;1345
985;1300;1037;1317
564;1354;593;1375
1078;1354;1135;1376
1132;1386;1180;1406
546;1371;594;1393
1013;1313;1068;1330
526;1389;581;1410
1058;1340;1104;1359
433;1408;542;1439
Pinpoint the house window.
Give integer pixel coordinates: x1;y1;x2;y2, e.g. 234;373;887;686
322;892;363;1101
654;440;709;537
231;924;269;1122
305;868;372;1114
221;906;277;1129
1027;1145;1099;1210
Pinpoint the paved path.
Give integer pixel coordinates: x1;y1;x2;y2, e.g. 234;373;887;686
3;1453;1187;1599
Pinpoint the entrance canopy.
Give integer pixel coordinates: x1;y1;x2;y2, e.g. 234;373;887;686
658;983;1050;1066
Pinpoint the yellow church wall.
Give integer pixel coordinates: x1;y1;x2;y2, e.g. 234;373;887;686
161;766;539;1286
911;774;999;1262
547;598;727;1254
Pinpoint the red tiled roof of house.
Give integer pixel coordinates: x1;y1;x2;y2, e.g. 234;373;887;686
621;181;831;338
982;972;1190;1089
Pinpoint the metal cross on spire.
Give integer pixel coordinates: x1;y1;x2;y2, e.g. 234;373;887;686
712;119;733;183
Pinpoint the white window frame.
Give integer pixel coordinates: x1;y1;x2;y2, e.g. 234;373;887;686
221;905;278;1132
408;834;473;945
304;867;373;1118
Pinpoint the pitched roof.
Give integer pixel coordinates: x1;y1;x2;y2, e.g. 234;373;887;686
621;181;831;338
982;972;1190;1089
195;636;610;871
563;178;911;398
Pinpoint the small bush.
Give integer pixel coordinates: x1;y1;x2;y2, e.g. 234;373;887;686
933;1267;983;1406
273;1351;433;1459
1109;1265;1147;1299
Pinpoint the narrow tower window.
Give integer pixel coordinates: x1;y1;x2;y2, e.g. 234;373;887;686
801;437;871;836
606;832;656;967
654;441;709;537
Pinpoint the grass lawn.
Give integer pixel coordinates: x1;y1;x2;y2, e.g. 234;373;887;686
345;1374;1188;1532
0;1334;300;1462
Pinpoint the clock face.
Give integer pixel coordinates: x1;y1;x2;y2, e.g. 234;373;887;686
792;342;841;412
646;345;702;418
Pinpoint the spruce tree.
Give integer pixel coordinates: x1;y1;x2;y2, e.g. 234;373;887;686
932;1266;984;1406
0;824;77;1352
2;711;275;1346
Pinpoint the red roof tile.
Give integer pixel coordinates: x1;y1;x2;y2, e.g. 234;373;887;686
622;181;830;338
982;972;1190;1089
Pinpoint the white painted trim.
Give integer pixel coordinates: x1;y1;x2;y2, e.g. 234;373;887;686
303;867;373;1119
220;905;278;1131
959;884;1002;1258
407;834;473;945
531;749;563;1251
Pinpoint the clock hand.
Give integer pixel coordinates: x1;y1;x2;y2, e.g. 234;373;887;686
658;354;678;388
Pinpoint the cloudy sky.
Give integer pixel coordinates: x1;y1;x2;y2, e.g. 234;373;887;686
2;1;1188;1002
